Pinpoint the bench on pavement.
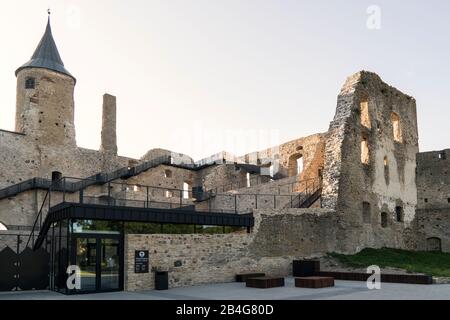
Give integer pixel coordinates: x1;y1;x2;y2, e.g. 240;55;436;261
295;276;335;288
246;276;285;289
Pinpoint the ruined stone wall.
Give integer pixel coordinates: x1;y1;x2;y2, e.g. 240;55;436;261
239;133;325;180
125;207;338;291
0;130;39;188
416;149;450;209
0;189;47;228
196;164;251;191
322;71;419;253
415;149;450;252
415;209;450;252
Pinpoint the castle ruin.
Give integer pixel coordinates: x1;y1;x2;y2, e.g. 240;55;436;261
0;17;448;293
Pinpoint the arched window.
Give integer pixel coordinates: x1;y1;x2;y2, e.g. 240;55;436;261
0;222;7;231
361;136;369;164
288;154;303;176
25;77;35;89
391;112;402;142
426;237;442;252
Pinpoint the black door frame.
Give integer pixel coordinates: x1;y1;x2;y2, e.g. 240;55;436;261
69;232;124;294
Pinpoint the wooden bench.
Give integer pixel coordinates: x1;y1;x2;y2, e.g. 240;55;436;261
246;276;285;289
236;273;266;282
295;276;335;288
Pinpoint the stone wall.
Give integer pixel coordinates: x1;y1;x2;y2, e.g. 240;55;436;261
415;209;450;252
322;71;419;253
125;207;338;291
416;149;450;210
415;149;450;252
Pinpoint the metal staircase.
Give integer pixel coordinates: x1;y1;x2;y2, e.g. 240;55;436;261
284;178;322;209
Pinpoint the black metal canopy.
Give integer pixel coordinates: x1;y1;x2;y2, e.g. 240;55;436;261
33;202;254;250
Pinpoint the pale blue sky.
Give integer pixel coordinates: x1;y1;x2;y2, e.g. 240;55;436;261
1;1;449;160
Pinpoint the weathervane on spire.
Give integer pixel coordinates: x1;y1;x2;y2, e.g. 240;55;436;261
47;8;51;16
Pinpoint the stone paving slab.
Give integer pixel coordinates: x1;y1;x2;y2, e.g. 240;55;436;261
0;278;449;300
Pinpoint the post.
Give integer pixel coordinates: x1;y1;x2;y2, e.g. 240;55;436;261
146;186;149;208
107;181;111;205
180;190;183;208
63;177;66;202
79;189;84;204
255;195;258;209
235;194;237;214
274;194;276;209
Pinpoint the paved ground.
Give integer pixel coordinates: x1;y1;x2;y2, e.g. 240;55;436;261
1;278;449;300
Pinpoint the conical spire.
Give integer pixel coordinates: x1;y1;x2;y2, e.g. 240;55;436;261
16;14;75;82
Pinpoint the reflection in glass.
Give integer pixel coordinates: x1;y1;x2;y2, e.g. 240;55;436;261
76;238;97;291
100;238;120;290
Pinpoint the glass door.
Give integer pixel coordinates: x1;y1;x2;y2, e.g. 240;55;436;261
75;237;97;292
71;234;122;293
100;238;120;290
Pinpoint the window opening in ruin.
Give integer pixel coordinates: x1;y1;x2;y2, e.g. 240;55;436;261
133;185;139;192
246;173;251;188
424;198;428;203
381;212;388;228
183;182;191;199
361;137;369;164
0;222;7;231
165;190;174;198
438;152;446;160
297;157;304;174
52;171;62;181
395;206;403;222
360;101;371;129
426;237;442;252
164;169;172;178
25;77;35;89
447;198;450;203
362;202;371;224
383;156;388;167
391;112;402;143
288;154;303;176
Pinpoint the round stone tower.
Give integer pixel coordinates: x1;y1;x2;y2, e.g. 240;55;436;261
15;16;76;146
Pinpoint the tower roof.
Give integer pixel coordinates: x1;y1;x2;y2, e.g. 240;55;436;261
15;16;76;82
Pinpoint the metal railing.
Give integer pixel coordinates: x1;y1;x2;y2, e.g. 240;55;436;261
283;178;322;209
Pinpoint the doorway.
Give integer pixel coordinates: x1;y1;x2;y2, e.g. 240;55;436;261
70;233;123;293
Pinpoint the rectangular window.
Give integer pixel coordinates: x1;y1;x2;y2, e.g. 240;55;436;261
362;202;371;224
360;101;371;128
391;113;402;143
395;206;403;222
361;137;369;164
165;190;173;198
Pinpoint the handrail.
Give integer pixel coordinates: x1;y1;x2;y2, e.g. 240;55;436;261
25;188;50;248
283;178;322;209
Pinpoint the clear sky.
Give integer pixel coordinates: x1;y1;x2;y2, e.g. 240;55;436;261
1;0;449;160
